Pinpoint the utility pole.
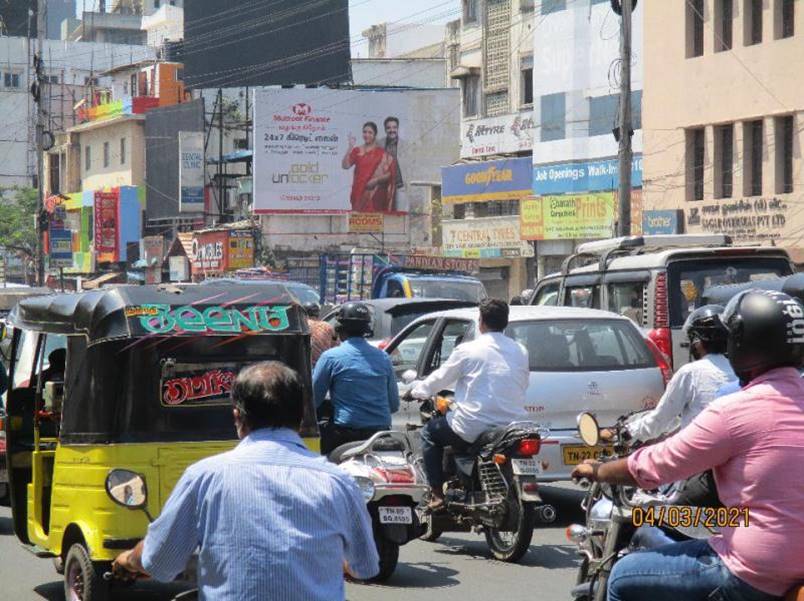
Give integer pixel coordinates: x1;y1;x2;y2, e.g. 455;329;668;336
34;0;46;285
217;87;225;221
617;0;633;237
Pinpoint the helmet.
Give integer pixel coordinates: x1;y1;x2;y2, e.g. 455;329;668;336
722;290;804;382
682;304;728;345
336;302;372;336
302;302;320;319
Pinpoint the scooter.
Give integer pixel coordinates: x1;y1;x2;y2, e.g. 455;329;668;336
332;430;429;581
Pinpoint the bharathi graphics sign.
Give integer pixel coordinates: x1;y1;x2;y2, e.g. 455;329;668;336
520;193;616;240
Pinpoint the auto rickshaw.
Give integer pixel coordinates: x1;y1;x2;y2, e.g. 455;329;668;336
3;284;317;600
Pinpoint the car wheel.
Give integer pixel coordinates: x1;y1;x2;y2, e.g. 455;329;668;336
63;543;109;601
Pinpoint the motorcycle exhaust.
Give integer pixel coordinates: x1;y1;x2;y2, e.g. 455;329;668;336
536;504;557;524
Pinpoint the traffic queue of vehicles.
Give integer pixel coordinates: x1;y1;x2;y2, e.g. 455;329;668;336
0;234;798;598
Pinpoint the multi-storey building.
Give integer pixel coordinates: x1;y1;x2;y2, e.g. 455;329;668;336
642;0;803;262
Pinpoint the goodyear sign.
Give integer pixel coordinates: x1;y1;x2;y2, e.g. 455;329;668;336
442;157;533;204
521;193;616;240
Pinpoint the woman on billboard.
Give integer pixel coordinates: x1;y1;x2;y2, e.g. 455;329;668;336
342;121;396;213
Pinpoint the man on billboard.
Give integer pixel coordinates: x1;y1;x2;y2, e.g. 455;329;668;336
342;121;397;213
379;116;405;211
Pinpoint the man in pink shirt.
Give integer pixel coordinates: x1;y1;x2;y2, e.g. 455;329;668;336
572;290;804;601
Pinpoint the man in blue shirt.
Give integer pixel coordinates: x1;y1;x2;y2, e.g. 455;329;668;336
112;361;378;600
313;302;399;454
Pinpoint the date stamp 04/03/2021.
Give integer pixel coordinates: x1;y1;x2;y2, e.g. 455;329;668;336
632;506;751;529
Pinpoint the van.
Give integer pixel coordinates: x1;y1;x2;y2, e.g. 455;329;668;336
529;235;795;369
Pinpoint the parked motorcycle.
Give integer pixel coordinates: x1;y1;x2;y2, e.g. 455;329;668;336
332;430;429;581
411;394;556;563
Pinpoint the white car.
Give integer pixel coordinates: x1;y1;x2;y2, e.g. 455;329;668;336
385;306;666;481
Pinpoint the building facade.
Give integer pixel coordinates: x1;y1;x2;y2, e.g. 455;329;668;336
642;0;803;261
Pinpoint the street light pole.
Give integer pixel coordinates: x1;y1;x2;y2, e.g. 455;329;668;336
34;0;46;285
617;0;633;237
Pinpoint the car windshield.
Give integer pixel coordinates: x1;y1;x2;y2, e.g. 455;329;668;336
505;319;654;372
286;283;320;305
668;258;791;326
408;278;486;302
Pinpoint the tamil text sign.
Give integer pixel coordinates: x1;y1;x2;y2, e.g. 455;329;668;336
533;155;643;195
442;157;533;204
179;131;205;213
521;193;616;240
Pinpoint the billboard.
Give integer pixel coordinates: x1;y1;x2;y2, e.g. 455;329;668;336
461;111;535;158
94;190;119;262
532;156;644;196
181;0;350;89
255;88;434;215
49;229;73;269
179;131;205;213
442;157;533;204
192;230;255;276
521;193;616;241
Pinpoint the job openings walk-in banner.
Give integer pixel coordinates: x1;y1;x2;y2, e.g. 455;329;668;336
254;88;417;215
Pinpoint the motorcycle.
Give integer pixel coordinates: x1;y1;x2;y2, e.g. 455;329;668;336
332;430;429;582
410;393;556;563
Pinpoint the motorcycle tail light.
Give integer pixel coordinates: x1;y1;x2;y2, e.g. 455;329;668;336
371;466;416;484
517;438;541;457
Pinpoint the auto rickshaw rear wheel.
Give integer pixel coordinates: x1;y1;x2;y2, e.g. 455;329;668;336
64;543;109;601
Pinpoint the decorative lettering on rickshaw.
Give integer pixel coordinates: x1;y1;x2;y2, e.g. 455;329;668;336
162;368;237;406
131;304;291;334
125;306;160;318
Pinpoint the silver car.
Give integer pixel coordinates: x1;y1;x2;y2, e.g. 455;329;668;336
386;306;666;481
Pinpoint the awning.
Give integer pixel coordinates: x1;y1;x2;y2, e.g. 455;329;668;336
207;150;253;164
450;65;480;80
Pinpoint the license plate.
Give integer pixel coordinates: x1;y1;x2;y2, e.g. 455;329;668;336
378;506;412;525
562;445;614;465
511;458;542;476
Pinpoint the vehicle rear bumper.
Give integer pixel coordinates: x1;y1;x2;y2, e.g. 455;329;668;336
536;430;588;482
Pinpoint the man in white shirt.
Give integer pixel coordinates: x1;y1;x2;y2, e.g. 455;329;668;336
411;299;529;509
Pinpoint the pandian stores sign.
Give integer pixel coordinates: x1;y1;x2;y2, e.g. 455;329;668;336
520;193;615;240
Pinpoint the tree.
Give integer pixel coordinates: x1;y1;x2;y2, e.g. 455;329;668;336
0;187;38;282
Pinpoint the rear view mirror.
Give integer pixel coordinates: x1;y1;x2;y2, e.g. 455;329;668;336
577;412;600;448
106;469;148;509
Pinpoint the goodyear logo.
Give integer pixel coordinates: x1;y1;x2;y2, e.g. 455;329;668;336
464;166;514;185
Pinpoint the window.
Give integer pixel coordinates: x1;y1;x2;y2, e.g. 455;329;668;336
715;124;734;199
775;0;795;38
533;281;560;306
541;92;566;142
84;145;91;171
520;0;534;11
744;120;764;196
745;0;763;45
47;74;59;84
48;154;61;195
103;141;110;168
486;200;519;217
120;138;126;165
776;115;794;194
485;90;509;117
591;0;610;4
565;285;600;309
632;90;643;130
388;320;436;377
687;0;705;57
426;320;474;374
542;0;566;15
234;138;249;150
687;127;706;201
463;0;478;24
716;0;733;51
462;75;480;117
608;282;646;326
3;72;20;88
589;94;619;137
154;0;160;7
521;56;533;106
452;203;466;219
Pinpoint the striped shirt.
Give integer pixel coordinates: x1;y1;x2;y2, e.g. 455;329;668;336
310;319;339;367
141;428;379;600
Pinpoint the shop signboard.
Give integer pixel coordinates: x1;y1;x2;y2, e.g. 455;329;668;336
532;155;643;195
442;217;534;257
192;231;227;273
49;229;74;269
349;213;384;233
441;157;533;204
227;230;255;270
460;111;535;158
520;193;616;240
642;209;683;235
94;190;119;262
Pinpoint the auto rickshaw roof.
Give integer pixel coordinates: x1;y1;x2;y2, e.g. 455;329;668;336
8;284;306;344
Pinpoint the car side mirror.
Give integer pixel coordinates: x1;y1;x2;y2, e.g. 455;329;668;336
401;369;417;385
577;412;600;447
105;469;148;510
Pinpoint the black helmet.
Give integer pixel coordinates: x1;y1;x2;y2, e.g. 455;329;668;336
682;304;728;345
302;302;321;319
336;302;372;336
722;290;804;382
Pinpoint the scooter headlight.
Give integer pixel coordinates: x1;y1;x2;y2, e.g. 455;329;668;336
353;476;375;502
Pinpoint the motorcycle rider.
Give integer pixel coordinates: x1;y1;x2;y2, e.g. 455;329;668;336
313;302;399;455
601;305;737;444
572;290;804;600
303;301;339;368
410;299;529;510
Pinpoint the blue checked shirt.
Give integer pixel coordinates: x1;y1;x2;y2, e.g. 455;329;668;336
141;428;379;600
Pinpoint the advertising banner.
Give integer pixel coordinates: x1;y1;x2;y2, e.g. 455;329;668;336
254;88;423;215
642;210;684;235
521;193;616;240
349;213;384;233
532;155;643;195
227;230;255;270
179;131;205;213
192;231;227;273
442;217;534;258
94;190;119;262
49;229;74;268
441;157;533;204
461;111;535;158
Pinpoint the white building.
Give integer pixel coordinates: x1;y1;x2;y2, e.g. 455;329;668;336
529;0;644;276
141;3;183;48
0;36;154;189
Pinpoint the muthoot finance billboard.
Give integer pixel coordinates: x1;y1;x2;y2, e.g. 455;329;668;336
254;88;449;215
